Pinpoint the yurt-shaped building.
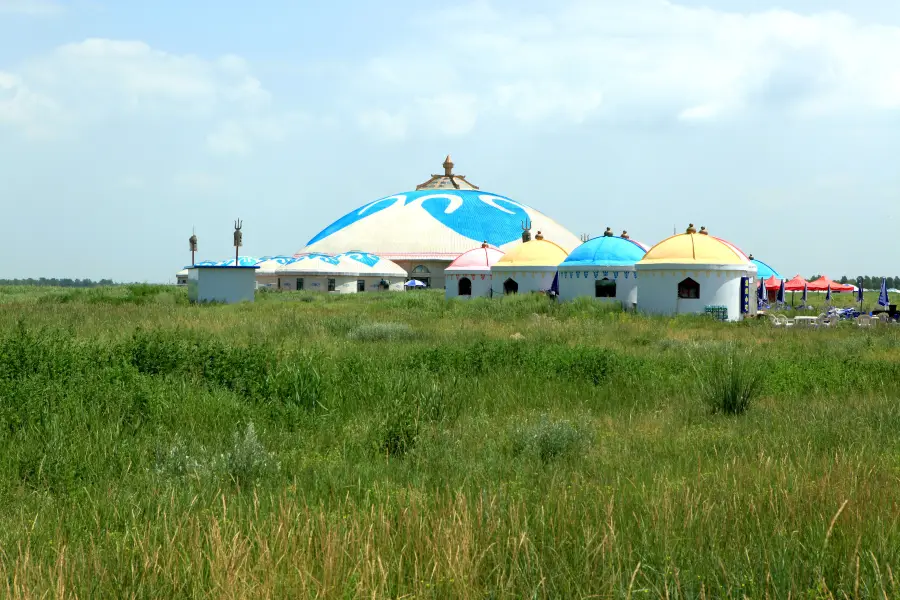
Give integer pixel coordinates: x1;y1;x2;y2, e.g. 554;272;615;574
253;256;301;289
635;225;757;321
445;242;505;299
491;231;569;296
275;251;407;293
558;228;648;307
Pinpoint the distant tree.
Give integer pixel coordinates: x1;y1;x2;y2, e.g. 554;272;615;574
0;278;120;288
840;275;849;284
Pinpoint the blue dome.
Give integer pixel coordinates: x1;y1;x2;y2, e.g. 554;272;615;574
751;258;782;279
561;236;647;267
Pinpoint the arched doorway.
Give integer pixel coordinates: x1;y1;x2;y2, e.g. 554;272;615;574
458;277;472;296
504;278;519;295
412;265;431;288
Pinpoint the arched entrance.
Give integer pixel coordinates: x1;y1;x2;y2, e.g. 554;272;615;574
504;278;519;295
458;277;472;296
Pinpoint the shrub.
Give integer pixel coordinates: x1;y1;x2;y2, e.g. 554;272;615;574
348;322;416;342
695;345;763;415
224;422;276;484
509;415;590;462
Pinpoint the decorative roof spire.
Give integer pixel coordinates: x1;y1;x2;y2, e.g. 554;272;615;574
698;226;709;235
603;227;614;237
686;223;697;234
443;154;454;176
621;230;630;239
535;230;544;240
748;253;754;260
481;240;489;248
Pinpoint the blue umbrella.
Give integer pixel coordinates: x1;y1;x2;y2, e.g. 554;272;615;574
550;272;559;296
404;279;427;288
825;284;832;304
856;282;864;304
802;282;808;306
777;279;785;305
879;277;890;307
757;278;766;308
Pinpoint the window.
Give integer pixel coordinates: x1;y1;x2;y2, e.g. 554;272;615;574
458;277;472;296
357;279;365;292
503;278;519;295
327;278;336;292
412;265;431;274
678;277;700;299
595;278;616;298
296;278;303;290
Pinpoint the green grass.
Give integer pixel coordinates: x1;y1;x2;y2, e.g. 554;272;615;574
0;284;900;597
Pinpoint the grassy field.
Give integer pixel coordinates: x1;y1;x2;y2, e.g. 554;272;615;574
0;284;899;598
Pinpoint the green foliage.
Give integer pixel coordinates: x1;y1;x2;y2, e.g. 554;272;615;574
695;344;763;415
1;286;900;597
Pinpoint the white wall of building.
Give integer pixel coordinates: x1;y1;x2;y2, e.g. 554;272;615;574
558;267;638;308
187;267;257;304
490;267;557;296
635;266;756;322
444;270;493;299
277;275;404;293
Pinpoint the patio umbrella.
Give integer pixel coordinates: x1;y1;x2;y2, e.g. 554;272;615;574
404;279;427;288
856;279;864;312
550;272;559;296
879;277;890;308
757;278;766;307
802;282;808;306
825;284;832;304
777;279;786;305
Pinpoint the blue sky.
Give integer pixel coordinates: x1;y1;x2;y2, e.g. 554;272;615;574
2;0;899;282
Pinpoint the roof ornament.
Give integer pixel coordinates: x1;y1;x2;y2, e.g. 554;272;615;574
580;233;590;242
621;230;630;239
686;223;697;234
603;227;614;237
521;219;532;243
481;240;489;248
233;218;243;264
535;230;544;241
748;253;754;260
699;226;709;235
189;227;198;267
443;154;454;176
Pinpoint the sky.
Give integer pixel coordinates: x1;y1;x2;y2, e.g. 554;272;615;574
1;0;899;282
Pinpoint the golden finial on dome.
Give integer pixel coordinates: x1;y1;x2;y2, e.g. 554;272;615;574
621;230;630;239
535;230;544;240
603;227;614;237
443;154;454;177
699;226;709;235
481;241;489;248
686;223;697;234
748;253;754;260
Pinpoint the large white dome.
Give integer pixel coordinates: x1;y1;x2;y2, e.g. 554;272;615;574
301;157;580;260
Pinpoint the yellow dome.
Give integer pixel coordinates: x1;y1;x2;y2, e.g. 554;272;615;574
495;238;569;267
638;233;749;266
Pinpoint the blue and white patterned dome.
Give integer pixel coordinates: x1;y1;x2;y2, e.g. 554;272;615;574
277;251;406;278
303;188;581;260
561;235;647;268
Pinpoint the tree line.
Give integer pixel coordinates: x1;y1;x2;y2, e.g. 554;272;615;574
839;276;900;290
0;278;116;288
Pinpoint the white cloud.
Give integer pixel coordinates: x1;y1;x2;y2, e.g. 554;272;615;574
356;0;900;135
0;38;299;154
0;0;63;16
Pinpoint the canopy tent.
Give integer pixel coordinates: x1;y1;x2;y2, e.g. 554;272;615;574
806;276;854;292
764;275;783;291
783;275;809;292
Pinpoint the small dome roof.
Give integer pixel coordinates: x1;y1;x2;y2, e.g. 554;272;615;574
639;233;750;266
750;258;783;279
562;235;647;267
277;251;406;278
495;237;568;267
446;244;505;271
255;255;299;275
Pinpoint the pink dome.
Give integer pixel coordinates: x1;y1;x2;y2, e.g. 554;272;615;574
446;244;505;271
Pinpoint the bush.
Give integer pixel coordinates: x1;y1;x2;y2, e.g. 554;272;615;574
695;345;763;415
348;322;416;342
509;415;590;462
224;422;276;484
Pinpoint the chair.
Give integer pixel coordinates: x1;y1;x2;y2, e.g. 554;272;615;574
857;315;873;327
815;314;828;327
